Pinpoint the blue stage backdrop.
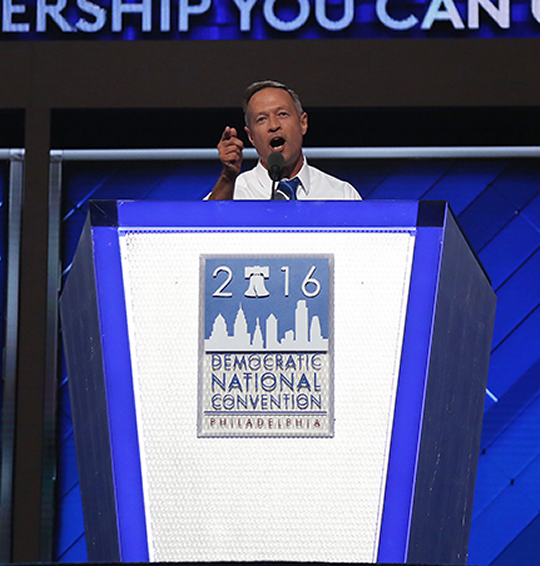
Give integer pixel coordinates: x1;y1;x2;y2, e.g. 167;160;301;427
56;156;540;565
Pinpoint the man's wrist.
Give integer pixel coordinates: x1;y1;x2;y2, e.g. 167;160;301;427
221;167;239;183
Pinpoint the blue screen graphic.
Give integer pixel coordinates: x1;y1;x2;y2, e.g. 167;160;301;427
3;0;540;40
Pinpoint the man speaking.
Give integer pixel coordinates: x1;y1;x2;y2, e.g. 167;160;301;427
208;80;361;200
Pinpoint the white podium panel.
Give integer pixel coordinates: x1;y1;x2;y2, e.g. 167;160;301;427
119;229;415;561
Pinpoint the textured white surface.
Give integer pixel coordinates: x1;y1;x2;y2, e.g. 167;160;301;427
119;229;415;563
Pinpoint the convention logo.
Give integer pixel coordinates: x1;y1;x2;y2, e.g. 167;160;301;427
198;254;334;438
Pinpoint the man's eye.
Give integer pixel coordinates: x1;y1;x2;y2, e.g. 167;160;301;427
257;116;266;123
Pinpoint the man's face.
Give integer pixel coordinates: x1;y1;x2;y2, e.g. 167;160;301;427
245;87;308;179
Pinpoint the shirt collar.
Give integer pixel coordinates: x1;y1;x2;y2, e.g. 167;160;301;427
255;156;310;197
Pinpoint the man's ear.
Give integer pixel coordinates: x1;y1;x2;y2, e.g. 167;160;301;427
245;125;254;145
300;112;308;136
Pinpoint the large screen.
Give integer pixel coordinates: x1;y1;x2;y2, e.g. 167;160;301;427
3;0;538;40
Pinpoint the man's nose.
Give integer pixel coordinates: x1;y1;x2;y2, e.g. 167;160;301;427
268;115;280;131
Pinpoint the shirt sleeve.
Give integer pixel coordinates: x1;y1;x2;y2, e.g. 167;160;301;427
345;182;362;200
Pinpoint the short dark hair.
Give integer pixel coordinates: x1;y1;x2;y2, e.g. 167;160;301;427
242;80;304;124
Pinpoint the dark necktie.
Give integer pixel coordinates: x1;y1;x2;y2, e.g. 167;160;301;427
274;177;301;200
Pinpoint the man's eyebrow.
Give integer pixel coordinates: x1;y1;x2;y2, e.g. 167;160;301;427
271;105;290;113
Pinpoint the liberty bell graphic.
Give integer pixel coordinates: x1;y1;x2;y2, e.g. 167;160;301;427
244;265;270;298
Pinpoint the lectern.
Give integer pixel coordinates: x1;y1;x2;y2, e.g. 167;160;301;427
60;200;496;564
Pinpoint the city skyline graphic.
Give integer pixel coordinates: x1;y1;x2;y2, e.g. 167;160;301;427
205;299;328;352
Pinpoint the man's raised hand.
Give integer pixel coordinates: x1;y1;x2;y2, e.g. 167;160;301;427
218;126;244;180
207;126;244;199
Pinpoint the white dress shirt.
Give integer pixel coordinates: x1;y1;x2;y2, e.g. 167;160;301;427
233;159;361;200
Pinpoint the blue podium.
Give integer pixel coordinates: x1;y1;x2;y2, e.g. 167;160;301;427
60;200;496;564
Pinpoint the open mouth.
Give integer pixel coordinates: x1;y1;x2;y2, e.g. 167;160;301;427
270;137;285;150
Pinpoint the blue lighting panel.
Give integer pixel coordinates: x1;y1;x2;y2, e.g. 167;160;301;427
91;225;149;562
116;198;419;227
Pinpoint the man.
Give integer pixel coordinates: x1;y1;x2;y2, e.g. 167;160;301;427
208;80;361;200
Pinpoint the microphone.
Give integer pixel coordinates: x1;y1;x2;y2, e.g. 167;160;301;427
267;152;285;199
267;152;285;182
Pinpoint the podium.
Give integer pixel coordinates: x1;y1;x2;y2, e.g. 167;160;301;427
60;200;496;564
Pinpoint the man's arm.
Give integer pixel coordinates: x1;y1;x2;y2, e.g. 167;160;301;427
207;126;244;200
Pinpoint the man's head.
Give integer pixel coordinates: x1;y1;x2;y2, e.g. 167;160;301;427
243;80;308;179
